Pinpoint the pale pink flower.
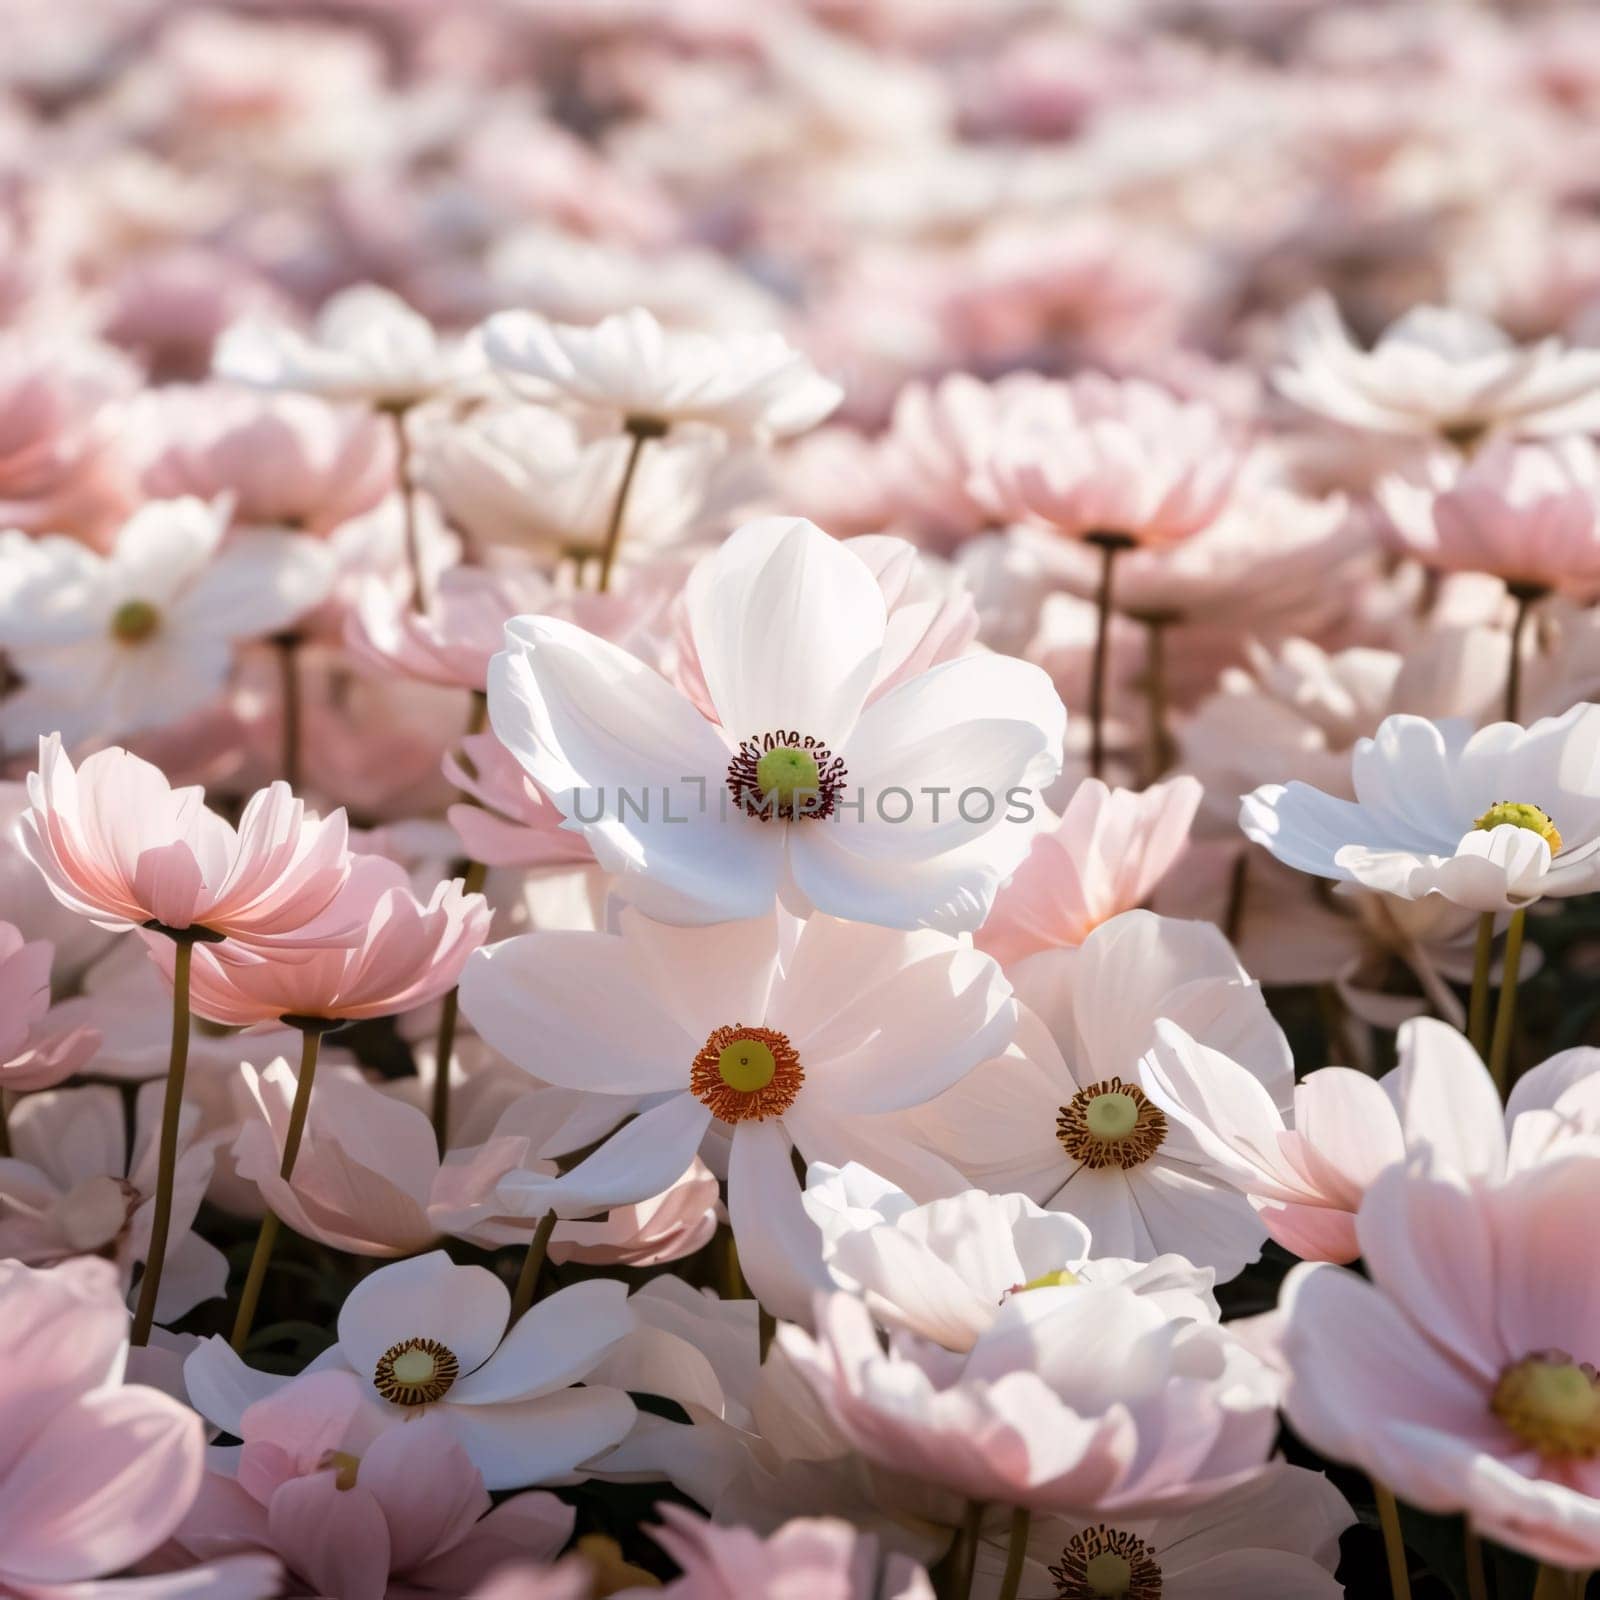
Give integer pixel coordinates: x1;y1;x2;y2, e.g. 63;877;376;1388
229;1060;528;1257
0;921;99;1092
166;854;490;1026
185;1251;637;1490
173;1369;573;1599
977;777;1201;965
803;1162;1217;1351
1275;292;1600;444
1280;1149;1600;1568
971;374;1240;549
459;907;1016;1321
18;735;354;945
643;1504;935;1600
780;1284;1277;1517
546;1158;720;1269
1146;1014;1600;1263
0;1256;251;1597
134;385;395;536
0;1084;223;1323
971;1460;1352;1600
444;732;597;871
1379;435;1600;590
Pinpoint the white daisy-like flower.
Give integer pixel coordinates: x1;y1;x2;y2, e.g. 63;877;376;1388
215;284;483;409
487;515;1066;932
1241;707;1600;912
479;305;843;441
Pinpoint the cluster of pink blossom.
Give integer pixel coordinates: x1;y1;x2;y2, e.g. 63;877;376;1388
7;3;1600;1599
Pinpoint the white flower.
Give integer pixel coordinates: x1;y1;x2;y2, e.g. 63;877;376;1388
1240;706;1600;911
905;910;1291;1281
215;284;483;408
1274;293;1600;444
803;1162;1217;1351
0;497;334;750
458;908;1017;1323
480;306;843;439
184;1251;637;1491
487;516;1066;932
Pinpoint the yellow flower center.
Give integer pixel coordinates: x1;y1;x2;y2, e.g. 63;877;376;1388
110;599;161;643
1056;1078;1168;1171
1474;801;1562;855
1492;1351;1600;1457
690;1024;804;1123
755;746;821;809
1014;1268;1082;1293
1050;1526;1163;1597
373;1336;460;1406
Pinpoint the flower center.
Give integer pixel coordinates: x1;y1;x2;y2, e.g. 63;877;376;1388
110;599;161;643
726;730;848;821
1050;1526;1163;1597
373;1336;460;1406
1056;1078;1167;1170
1491;1351;1600;1457
1474;801;1562;855
1009;1267;1082;1296
690;1023;804;1123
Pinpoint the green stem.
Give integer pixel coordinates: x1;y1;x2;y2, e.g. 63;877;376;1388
1467;912;1495;1057
1532;1566;1585;1600
935;1501;985;1600
431;857;488;1154
1085;532;1132;780
718;1223;747;1300
0;1091;9;1159
390;405;425;613
596;420;660;594
130;939;194;1346
1140;613;1176;785
996;1507;1030;1600
1374;1483;1412;1600
1504;586;1543;724
230;1027;323;1353
1486;907;1527;1096
1463;1526;1489;1600
509;1211;558;1323
275;632;301;792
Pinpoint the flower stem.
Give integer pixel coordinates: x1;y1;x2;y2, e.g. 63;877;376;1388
1532;1566;1586;1600
390;405;425;613
996;1506;1030;1600
1467;912;1495;1057
130;938;194;1346
597;419;662;594
431;857;488;1154
509;1210;558;1323
1486;906;1527;1096
1374;1483;1412;1600
1086;532;1132;780
935;1501;985;1600
718;1222;747;1299
1504;584;1543;724
274;632;302;792
1140;612;1176;785
1463;1527;1488;1600
230;1027;323;1353
0;1091;9;1159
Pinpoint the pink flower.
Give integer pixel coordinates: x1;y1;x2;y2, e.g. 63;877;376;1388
1379;436;1600;590
173;1369;573;1600
976;777;1201;965
0;1257;217;1595
780;1286;1277;1517
1280;1149;1600;1568
643;1504;935;1599
0;921;99;1092
971;375;1240;549
1147;1014;1600;1263
444;732;597;871
167;855;490;1026
0;1084;223;1323
546;1158;720;1269
135;385;395;536
230;1060;527;1256
19;735;354;946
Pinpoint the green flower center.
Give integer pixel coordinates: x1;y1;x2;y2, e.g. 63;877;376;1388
110;599;161;643
718;1037;776;1093
1084;1554;1132;1596
1086;1092;1140;1140
755;746;821;808
1017;1268;1081;1292
1050;1526;1163;1597
1492;1352;1600;1457
1474;801;1562;855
